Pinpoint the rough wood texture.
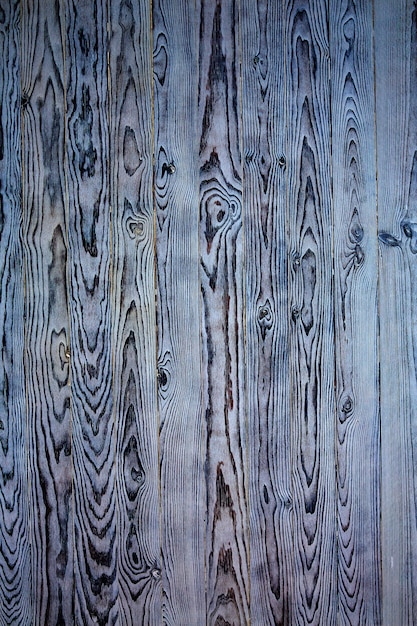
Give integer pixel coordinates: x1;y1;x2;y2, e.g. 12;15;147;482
153;1;205;624
0;1;32;624
286;1;337;623
375;0;417;623
65;1;117;623
109;0;161;623
241;1;293;624
21;0;74;623
330;1;381;624
3;1;417;623
199;1;249;623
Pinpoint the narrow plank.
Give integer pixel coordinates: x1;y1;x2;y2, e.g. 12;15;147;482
285;1;337;623
240;1;293;624
64;1;117;622
153;1;205;623
21;0;73;622
0;1;32;623
198;1;249;623
330;1;381;623
109;0;161;623
375;0;417;622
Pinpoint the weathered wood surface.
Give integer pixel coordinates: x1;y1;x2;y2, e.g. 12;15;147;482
241;1;293;624
0;2;31;624
330;1;381;624
21;0;74;623
109;0;161;624
153;1;206;623
2;0;417;623
65;1;118;623
375;0;417;624
199;1;249;624
286;1;337;623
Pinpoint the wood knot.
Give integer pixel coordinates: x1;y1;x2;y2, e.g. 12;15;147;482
151;567;161;580
257;300;273;339
278;154;286;168
157;367;168;388
378;232;401;247
126;216;146;240
163;162;176;175
292;251;301;269
291;306;300;321
340;396;353;422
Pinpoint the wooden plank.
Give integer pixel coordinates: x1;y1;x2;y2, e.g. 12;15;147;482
240;1;293;624
375;0;417;622
198;1;249;623
64;1;117;622
0;1;32;623
21;0;73;623
285;1;337;623
109;0;161;623
152;1;205;623
330;1;381;623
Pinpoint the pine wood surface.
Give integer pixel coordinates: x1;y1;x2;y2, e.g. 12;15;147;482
330;1;381;624
1;0;416;623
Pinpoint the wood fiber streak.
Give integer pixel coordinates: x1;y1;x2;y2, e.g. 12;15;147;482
375;0;417;623
286;1;337;623
153;1;205;623
109;0;161;623
241;1;293;624
65;1;117;623
330;1;381;624
199;1;249;623
21;0;73;623
0;1;32;624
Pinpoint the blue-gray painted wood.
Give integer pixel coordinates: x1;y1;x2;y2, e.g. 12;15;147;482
0;0;416;623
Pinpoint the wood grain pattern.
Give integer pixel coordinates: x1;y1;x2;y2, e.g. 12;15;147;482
3;2;417;623
375;0;417;623
153;1;205;624
65;1;117;623
330;1;381;624
198;1;249;623
109;0;161;623
21;0;73;623
286;1;337;623
241;1;293;624
0;1;32;623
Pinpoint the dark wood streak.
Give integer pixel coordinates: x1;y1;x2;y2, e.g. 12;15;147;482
0;1;32;623
199;1;249;624
21;0;73;623
286;2;337;624
109;0;161;621
330;1;381;624
65;1;117;623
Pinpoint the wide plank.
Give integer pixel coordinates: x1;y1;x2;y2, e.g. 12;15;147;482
0;1;32;623
153;1;205;623
330;1;381;623
285;1;337;623
375;0;417;622
21;0;73;622
241;1;293;624
198;0;249;623
109;0;161;623
64;0;117;622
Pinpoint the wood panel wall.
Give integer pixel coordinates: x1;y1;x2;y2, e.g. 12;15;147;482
0;0;415;624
